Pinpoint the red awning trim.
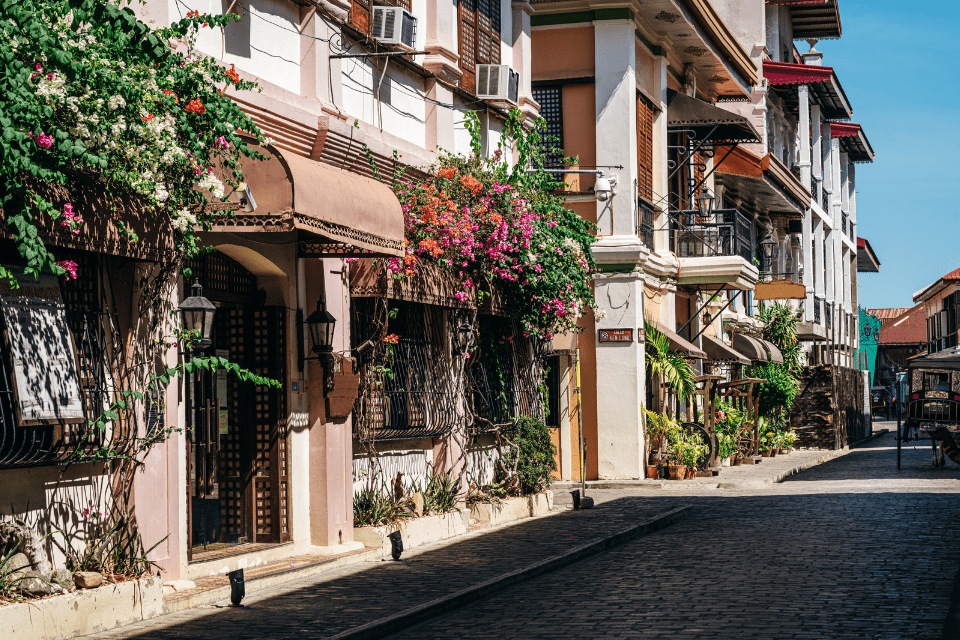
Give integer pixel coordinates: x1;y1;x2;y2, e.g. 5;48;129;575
763;61;834;86
830;122;861;137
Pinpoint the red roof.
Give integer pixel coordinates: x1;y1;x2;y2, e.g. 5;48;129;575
867;308;911;323
830;122;861;137
942;267;960;281
879;305;927;345
857;237;880;272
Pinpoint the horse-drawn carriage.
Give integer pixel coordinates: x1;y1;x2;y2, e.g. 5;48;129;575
898;350;960;468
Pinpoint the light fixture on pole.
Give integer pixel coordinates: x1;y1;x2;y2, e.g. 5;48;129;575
456;319;474;351
178;279;216;349
760;230;777;277
695;188;715;219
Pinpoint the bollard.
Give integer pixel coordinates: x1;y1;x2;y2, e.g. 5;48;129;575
388;530;403;561
228;568;245;607
570;489;581;510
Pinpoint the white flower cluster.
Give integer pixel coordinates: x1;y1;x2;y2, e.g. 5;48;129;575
35;72;67;102
171;209;198;232
108;94;126;111
197;172;225;199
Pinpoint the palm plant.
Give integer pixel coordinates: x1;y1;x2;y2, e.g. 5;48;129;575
644;321;696;413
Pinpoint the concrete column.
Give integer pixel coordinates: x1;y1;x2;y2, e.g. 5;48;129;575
850;163;857;226
840;151;850;218
830;136;843;315
425;80;456;154
814;218;825;302
423;0;461;84
798;84;811;189
511;2;537;123
811;105;822;185
593;19;637;237
308;258;354;547
653;55;670;251
592;271;646;479
842;246;851;314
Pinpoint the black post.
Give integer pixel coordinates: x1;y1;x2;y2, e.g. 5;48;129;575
897;407;902;470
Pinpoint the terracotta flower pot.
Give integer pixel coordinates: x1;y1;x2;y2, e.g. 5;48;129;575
666;465;686;480
780;448;792;455
760;449;773;457
645;465;660;479
684;467;696;480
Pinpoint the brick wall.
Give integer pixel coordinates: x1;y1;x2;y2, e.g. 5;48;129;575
790;365;867;449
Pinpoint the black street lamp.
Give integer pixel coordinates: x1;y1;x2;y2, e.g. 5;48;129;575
178;279;216;349
305;297;337;358
760;231;777;277
695;188;715;219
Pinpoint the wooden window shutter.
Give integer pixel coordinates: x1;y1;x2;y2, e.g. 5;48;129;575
349;0;372;33
636;93;654;203
477;0;501;66
458;0;478;94
459;0;501;95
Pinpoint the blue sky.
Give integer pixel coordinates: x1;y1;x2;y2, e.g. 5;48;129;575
814;0;960;310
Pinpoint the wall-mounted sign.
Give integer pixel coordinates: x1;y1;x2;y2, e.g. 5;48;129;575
598;329;634;343
754;279;807;300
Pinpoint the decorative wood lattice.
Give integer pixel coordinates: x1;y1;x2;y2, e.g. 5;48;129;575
533;86;563;170
458;0;501;95
637;93;655;203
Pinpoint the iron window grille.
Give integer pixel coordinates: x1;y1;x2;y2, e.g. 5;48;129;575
814;295;823;325
0;251;138;469
638;198;655;249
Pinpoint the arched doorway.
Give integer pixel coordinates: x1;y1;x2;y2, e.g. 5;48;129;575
186;252;290;561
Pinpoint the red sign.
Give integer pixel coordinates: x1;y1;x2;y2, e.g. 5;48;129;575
598;329;634;343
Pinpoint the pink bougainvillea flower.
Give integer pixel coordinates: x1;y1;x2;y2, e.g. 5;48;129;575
56;260;78;280
33;131;53;149
214;135;230;149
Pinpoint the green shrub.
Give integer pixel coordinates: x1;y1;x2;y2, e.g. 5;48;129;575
502;415;557;495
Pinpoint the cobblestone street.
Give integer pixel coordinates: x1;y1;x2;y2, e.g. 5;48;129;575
86;429;960;639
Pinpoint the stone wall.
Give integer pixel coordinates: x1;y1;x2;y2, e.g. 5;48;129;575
791;365;867;449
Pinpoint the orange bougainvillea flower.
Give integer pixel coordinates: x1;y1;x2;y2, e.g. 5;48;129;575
404;254;417;265
185;99;206;115
186;10;199;18
383;334;400;344
162;89;178;102
489;213;503;224
437;168;456;179
225;68;240;84
141;113;155;122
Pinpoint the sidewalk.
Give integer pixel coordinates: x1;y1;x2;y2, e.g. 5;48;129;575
553;428;888;492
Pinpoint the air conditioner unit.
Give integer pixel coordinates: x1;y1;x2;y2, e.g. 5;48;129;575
371;6;416;49
476;64;520;106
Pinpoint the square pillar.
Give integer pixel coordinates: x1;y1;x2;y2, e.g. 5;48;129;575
653;55;670;252
594;19;637;238
591;255;648;479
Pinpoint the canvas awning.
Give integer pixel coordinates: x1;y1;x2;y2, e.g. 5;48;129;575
656;322;707;360
702;334;750;365
758;338;784;364
666;90;761;145
208;142;405;257
732;333;770;363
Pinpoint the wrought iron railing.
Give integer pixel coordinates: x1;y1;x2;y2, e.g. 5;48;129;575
825;302;833;329
813;296;822;325
638;199;655;250
821;186;830;212
841;212;848;236
670;208;753;263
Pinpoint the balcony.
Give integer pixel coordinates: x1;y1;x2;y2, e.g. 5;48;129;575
798;295;827;341
820;186;830;212
670;209;759;290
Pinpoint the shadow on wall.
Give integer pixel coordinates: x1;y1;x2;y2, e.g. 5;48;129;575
0;462;112;570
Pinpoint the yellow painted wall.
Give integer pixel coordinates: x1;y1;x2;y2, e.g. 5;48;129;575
532;26;595;82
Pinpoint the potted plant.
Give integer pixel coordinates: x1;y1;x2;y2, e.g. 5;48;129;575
664;424;687;480
681;431;709;479
643;409;673;479
779;430;797;454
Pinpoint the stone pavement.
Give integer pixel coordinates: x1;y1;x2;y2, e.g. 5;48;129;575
83;428;960;639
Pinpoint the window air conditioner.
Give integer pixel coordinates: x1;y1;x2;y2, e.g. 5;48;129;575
476;64;520;106
371;6;416;49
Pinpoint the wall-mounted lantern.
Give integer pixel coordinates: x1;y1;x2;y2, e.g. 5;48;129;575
178;279;216;350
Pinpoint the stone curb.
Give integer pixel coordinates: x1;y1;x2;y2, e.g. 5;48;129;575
326;505;693;640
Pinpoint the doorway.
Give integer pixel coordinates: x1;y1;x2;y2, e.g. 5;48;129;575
186;253;290;562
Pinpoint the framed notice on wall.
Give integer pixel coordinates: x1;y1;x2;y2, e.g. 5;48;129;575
0;296;85;425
